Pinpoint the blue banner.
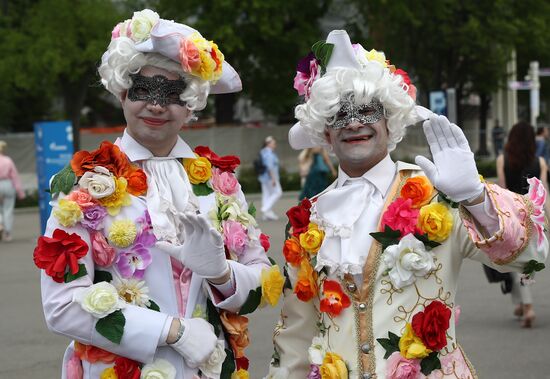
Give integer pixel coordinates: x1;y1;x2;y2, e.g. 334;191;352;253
34;121;74;234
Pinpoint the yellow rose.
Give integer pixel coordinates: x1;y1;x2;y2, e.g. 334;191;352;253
188;34;224;82
108;219;137;248
299;223;325;254
184;155;212;184
418;202;453;242
399;323;431;359
231;369;249;379
100;367;118;379
53;199;83;227
98;177;132;216
365;49;387;67
320;352;348;379
261;265;285;306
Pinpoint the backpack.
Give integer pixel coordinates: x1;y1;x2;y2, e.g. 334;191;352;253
253;153;267;175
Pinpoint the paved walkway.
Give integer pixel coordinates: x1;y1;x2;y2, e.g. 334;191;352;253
1;194;549;378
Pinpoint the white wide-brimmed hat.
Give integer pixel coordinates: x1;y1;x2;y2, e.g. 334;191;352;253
104;9;241;95
289;30;431;149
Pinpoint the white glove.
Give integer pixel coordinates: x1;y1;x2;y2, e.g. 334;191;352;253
156;212;229;279
170;318;218;368
415;115;484;203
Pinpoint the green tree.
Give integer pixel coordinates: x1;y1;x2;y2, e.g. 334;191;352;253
0;0;122;148
350;0;550;154
158;0;331;123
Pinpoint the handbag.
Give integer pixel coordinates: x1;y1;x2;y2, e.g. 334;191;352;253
482;265;513;294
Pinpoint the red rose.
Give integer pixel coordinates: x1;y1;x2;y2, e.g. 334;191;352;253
286;198;312;236
33;229;89;283
194;146;240;172
236;356;250;370
114;357;141;379
411;300;452;351
259;233;271;252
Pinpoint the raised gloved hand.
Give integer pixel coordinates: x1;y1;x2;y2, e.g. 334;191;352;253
170;318;218;368
415;115;484;203
156;212;229;279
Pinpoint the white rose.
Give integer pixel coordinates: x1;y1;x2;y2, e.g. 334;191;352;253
308;336;328;365
199;340;226;378
220;196;257;227
383;233;436;289
130;9;159;42
78;166;116;199
73;282;125;318
141;358;176;379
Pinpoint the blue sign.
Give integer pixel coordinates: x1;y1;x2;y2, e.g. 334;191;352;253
429;90;448;116
34;121;74;233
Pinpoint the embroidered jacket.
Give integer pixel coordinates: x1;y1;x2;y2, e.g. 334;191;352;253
269;162;548;379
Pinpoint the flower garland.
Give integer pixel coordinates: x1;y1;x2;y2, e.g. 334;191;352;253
184;146;284;378
377;300;452;377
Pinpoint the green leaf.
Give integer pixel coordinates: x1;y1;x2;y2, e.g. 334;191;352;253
377;331;401;359
388;331;401;345
283;266;293;291
414;233;442;249
50;164;76;196
93;270;112;284
420;352;441;376
370;225;401;250
147;300;160;312
284;221;292;240
268;257;277;266
220;348;235;379
192;182;214;196
95;310;125;344
206;299;223;336
248;202;257;218
438;193;459;208
523;259;545;274
238;287;262;315
271;348;281;367
64;264;87;283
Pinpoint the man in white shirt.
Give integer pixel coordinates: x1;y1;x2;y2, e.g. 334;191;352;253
268;30;548;379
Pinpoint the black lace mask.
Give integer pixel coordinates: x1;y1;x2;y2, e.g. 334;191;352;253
128;73;187;107
327;92;385;129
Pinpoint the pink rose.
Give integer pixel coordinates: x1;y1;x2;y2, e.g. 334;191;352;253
259;233;270;252
380;198;420;236
211;168;240;196
66;352;83;379
179;38;201;73
223;220;248;257
111;23;121;39
90;230;116;267
67;189;97;209
293;59;320;100
386;352;421;379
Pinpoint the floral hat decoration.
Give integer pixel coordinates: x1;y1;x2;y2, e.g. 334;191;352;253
105;9;242;94
290;29;431;150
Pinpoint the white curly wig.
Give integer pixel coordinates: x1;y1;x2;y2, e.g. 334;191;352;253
295;64;417;152
98;37;210;111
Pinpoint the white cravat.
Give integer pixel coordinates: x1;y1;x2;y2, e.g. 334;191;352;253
312;177;376;275
142;157;199;244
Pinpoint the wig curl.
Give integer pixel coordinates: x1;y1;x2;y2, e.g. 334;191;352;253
295;65;417;152
98;37;210;111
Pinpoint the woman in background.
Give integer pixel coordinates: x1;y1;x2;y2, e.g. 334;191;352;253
0;140;25;242
496;121;549;327
298;147;336;199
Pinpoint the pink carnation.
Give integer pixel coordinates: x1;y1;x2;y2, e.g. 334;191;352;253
111;23;121;39
386;352;421;379
293;58;320;100
90;230;116;267
179;38;201;73
67;189;97;209
211;167;240;196
381;198;420;236
223;220;248;257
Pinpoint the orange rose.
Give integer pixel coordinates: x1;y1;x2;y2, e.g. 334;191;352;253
71;141;131;178
220;311;249;358
294;259;318;302
400;176;434;208
74;341;117;364
125;167;147;196
283;237;305;266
